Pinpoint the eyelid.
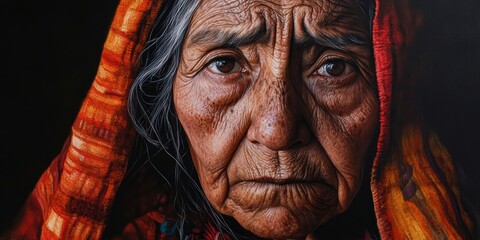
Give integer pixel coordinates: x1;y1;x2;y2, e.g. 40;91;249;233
307;50;358;76
317;60;355;77
206;57;243;74
207;49;245;65
206;54;240;66
192;49;249;75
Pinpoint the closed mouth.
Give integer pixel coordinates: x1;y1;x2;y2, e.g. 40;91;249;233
237;177;336;190
249;177;321;185
229;178;337;211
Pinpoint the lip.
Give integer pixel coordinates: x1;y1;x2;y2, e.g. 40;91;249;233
232;174;335;189
229;179;337;211
248;177;324;185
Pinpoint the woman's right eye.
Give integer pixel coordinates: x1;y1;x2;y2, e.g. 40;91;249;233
207;57;242;74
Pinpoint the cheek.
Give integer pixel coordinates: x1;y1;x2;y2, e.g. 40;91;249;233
173;74;249;208
309;81;378;208
337;83;379;156
337;94;378;208
310;78;378;158
173;73;244;155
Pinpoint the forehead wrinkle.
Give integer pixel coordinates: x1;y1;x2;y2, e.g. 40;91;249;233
189;0;370;50
304;0;370;33
188;0;272;48
299;1;371;48
189;0;242;32
188;19;268;48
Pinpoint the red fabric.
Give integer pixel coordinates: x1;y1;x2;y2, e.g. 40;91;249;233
371;0;398;237
371;0;415;237
371;1;474;239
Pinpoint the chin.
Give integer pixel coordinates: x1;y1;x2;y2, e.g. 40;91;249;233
216;182;340;239
228;205;337;239
201;169;342;238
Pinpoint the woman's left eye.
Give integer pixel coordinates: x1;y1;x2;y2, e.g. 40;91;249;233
207;57;242;74
317;59;356;77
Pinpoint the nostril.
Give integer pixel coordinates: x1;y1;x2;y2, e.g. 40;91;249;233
247;115;311;150
295;123;312;146
288;140;307;150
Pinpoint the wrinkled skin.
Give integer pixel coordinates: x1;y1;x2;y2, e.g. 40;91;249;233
173;0;378;238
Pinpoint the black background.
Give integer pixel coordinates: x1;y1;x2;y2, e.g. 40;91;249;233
1;0;479;235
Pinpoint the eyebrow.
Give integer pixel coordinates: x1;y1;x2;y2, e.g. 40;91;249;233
188;26;369;50
302;29;371;49
189;24;268;48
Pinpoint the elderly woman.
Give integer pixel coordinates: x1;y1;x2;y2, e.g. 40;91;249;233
6;0;476;239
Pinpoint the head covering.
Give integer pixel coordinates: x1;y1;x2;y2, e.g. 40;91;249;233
6;0;475;239
371;1;474;238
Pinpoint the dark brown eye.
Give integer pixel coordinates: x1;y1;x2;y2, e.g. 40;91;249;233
208;57;241;74
317;59;354;77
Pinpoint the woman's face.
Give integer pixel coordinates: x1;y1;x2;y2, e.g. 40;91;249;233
173;0;378;238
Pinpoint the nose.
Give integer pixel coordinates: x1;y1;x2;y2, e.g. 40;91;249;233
247;80;311;151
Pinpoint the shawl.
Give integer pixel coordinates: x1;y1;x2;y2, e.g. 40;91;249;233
6;0;475;239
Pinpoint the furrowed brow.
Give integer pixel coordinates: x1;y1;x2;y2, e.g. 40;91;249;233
189;25;267;48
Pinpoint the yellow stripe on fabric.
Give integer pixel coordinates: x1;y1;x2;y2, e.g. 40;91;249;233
44;210;64;238
70;132;117;158
90;82;125;106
